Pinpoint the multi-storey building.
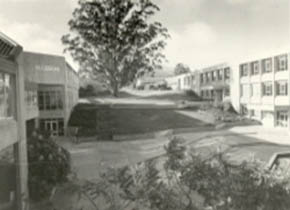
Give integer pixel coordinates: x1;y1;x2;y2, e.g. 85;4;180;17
198;63;231;103
239;53;290;130
20;51;79;137
0;32;29;210
165;72;197;91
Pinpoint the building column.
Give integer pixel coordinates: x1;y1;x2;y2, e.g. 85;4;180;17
16;54;29;210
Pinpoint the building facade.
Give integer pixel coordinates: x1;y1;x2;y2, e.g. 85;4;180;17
239;53;290;130
0;32;29;210
198;63;231;103
165;72;197;91
20;52;79;137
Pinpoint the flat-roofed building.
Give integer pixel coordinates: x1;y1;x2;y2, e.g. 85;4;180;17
198;63;231;103
239;52;290;130
165;72;197;91
20;51;79;137
0;31;29;210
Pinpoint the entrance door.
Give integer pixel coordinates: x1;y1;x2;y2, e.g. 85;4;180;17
44;120;59;137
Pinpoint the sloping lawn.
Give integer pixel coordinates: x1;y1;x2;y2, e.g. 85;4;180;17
143;90;200;102
69;104;211;137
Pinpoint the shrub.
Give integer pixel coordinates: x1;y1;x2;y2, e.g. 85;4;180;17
59;137;290;210
184;90;200;101
27;131;71;201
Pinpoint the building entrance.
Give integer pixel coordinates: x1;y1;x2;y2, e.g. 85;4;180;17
40;118;64;136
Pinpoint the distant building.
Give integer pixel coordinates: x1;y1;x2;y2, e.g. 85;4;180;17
0;32;28;210
198;63;231;103
135;76;167;90
239;52;290;130
165;72;197;91
20;51;80;137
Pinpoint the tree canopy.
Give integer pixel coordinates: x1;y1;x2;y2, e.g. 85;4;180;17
62;0;169;96
174;63;191;75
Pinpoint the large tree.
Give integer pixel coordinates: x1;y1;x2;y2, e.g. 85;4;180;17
62;0;169;96
174;63;191;75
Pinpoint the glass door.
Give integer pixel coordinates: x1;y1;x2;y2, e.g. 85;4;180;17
44;120;59;137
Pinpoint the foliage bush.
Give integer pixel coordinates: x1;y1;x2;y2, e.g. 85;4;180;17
184;90;201;101
56;136;290;210
27;131;71;201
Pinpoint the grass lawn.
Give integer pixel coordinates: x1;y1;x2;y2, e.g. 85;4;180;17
69;103;211;137
143;91;200;102
110;108;209;135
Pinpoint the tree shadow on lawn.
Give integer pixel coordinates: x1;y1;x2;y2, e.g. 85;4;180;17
69;103;213;138
110;108;212;135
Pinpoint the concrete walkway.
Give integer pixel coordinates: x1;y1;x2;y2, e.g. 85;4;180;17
229;125;290;145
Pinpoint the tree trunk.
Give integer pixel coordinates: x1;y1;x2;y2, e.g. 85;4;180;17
112;83;119;97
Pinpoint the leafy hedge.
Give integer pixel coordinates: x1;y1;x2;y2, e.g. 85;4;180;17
61;137;290;210
27;131;71;201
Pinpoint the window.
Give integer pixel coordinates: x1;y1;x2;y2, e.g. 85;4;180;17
200;74;204;84
262;82;273;96
240;64;248;77
40;118;65;136
276;81;288;96
276;54;288;71
0;73;13;119
224;88;230;97
250;83;260;97
25;90;38;108
224;68;230;79
250;110;256;117
212;71;217;81
38;90;63;110
241;104;248;116
240;84;249;97
276;111;288;128
217;69;223;80
206;72;210;82
262;58;272;73
251;61;259;75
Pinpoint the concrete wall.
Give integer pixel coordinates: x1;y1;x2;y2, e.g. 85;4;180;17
22;52;66;85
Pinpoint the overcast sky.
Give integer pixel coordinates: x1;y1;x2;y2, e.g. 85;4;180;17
0;0;289;70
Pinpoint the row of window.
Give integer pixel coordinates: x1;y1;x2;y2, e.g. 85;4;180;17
200;68;230;84
240;107;289;128
0;73;13;119
201;89;214;98
38;90;63;111
183;75;195;86
200;88;230;98
241;81;288;97
240;54;288;77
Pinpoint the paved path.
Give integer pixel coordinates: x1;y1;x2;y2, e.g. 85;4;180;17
58;125;290;180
